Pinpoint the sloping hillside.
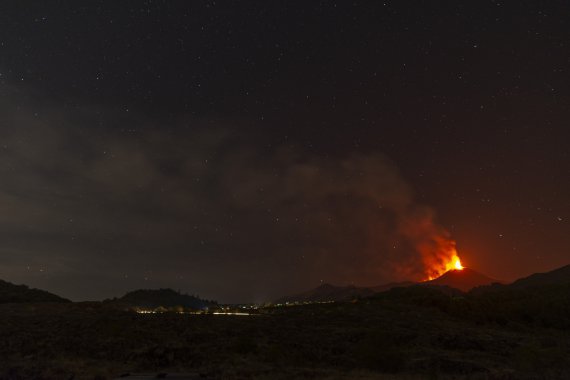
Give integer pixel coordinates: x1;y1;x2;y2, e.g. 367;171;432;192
115;288;216;309
424;268;499;292
0;279;69;303
275;283;376;304
509;264;570;289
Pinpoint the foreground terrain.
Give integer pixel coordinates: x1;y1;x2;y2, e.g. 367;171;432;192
2;283;570;379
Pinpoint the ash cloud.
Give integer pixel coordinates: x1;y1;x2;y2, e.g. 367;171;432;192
0;87;455;302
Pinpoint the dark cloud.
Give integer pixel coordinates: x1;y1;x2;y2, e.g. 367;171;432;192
0;87;459;302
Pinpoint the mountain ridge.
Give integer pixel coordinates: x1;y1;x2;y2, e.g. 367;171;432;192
423;267;500;292
509;264;570;289
0;279;70;303
110;288;217;309
275;281;413;304
276;267;508;303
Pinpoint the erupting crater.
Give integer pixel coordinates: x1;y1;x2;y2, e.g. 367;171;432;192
424;256;499;292
425;252;464;281
447;256;464;271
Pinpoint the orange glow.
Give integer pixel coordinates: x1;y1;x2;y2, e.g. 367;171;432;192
447;256;464;271
424;250;464;281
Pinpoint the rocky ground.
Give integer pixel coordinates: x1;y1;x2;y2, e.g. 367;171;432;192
1;286;569;379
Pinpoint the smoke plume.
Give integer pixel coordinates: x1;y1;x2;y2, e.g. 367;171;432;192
0;87;457;301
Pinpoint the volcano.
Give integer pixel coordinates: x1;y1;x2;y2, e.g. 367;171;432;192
424;267;499;292
276;267;500;303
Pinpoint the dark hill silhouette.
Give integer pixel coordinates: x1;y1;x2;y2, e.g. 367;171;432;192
114;288;216;309
370;281;415;293
275;281;414;304
278;268;505;303
0;279;69;303
509;264;570;289
471;263;570;295
423;268;499;292
275;283;375;304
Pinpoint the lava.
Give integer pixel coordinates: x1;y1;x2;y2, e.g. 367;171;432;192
425;251;464;281
447;256;464;271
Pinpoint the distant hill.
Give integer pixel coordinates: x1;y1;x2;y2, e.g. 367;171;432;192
275;283;375;304
275;281;414;304
471;264;570;295
370;281;416;293
114;288;217;309
277;271;499;303
0;279;69;303
509;264;570;289
424;268;499;292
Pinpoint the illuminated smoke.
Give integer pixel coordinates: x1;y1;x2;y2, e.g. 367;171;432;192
399;207;461;280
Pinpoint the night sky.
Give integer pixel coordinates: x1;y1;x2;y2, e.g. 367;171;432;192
0;1;569;303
